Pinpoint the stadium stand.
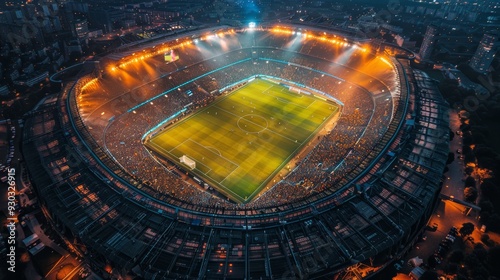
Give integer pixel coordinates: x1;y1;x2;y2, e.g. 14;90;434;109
22;26;448;279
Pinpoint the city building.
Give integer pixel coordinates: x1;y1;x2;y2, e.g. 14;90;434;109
418;24;438;61
469;32;499;74
22;25;449;280
13;71;48;87
73;19;89;38
88;8;125;34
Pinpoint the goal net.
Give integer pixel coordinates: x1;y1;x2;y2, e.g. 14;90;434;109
289;86;301;94
289;86;310;95
179;155;196;170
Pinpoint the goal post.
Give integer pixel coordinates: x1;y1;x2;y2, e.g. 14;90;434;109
289;86;301;94
289;86;311;95
179;155;196;170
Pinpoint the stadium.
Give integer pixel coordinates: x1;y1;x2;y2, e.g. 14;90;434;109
23;24;449;279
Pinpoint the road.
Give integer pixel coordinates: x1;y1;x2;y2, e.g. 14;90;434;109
442;110;467;200
0;118;95;280
388;108;500;278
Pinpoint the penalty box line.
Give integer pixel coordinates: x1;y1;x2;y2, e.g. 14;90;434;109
149;139;214;174
260;86;316;111
150;138;245;201
175;138;215;174
261;85;311;106
186;138;239;178
186;138;244;201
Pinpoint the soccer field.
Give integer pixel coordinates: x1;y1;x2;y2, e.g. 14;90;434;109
145;79;339;203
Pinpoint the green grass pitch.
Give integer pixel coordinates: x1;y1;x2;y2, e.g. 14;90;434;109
145;79;339;203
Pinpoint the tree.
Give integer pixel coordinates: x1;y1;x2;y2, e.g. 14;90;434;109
427;255;437;268
470;266;490;280
465;176;476;188
486;214;500;233
464;187;478;203
474;146;500;170
479;200;494;213
447;152;456;164
460;222;475;237
445;263;459;274
465;166;474;175
464;152;476;164
479;199;494;225
480;179;499;199
473;131;487;144
420;270;439;280
488;246;500;277
463;145;472;155
474;145;496;158
464;252;480;267
449;250;465;263
472;243;488;261
480;234;490;243
463;133;473;146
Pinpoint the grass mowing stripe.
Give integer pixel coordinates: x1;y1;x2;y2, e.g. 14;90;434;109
212;104;302;145
145;79;340;203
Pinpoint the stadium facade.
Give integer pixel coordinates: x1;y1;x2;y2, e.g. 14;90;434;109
23;25;449;279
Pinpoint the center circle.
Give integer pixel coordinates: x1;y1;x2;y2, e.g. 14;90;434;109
237;114;268;133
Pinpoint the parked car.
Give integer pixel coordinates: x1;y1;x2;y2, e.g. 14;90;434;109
439;242;451;250
435;247;448;257
427;222;438;231
441;239;452;246
445;234;456;243
433;254;442;264
439;244;450;252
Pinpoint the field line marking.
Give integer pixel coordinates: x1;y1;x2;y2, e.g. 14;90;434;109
169;138;189;153
188;139;239;169
276;97;289;104
149;133;265;202
246;104;340;200
260;86;312;110
236;114;268;133
196;163;212;175
219;164;240;185
205;146;222;156
148;141;170;155
305;100;316;110
150;139;213;174
215;105;302;145
267;84;300;96
262;84;274;94
148;79;338;203
170;141;243;202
